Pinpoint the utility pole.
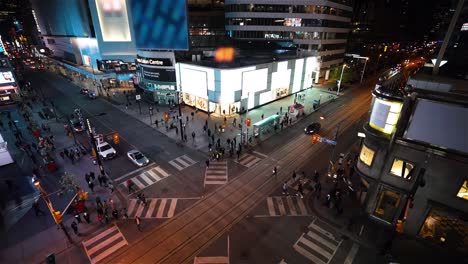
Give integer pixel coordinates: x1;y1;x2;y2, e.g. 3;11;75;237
177;91;184;141
360;58;369;84
327;122;342;177
337;64;347;95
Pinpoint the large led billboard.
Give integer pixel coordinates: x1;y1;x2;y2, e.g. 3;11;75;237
141;66;176;82
0;72;15;85
129;0;189;50
95;0;132;42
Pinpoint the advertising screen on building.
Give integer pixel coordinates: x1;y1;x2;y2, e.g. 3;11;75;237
129;0;189;50
141;66;176;82
95;0;132;42
0;71;15;85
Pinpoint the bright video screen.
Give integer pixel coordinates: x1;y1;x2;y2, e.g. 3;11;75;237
129;0;189;50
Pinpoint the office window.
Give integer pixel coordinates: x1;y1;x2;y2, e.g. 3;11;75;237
457;181;468;200
389;158;414;180
359;144;375;166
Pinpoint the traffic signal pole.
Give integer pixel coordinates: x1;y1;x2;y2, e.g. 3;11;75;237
86;118;106;177
177;91;184;142
33;180;73;244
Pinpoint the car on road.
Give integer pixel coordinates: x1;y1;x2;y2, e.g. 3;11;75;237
97;142;116;160
70;119;85;132
304;122;321;134
127;150;149;167
88;92;97;99
80;88;89;95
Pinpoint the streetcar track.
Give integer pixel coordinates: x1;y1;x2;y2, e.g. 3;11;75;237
105;88;373;263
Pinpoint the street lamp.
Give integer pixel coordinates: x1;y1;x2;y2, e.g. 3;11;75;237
82;113;107;177
360;58;369;84
337;64;347;95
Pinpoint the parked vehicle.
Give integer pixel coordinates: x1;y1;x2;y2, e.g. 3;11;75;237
97;142;116;160
304;123;321;134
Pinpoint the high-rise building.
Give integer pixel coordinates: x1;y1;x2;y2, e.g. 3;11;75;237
224;0;352;80
356;70;468;255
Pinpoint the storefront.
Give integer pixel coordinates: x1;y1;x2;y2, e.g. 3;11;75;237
0;70;19;105
419;206;468;253
176;56;320;116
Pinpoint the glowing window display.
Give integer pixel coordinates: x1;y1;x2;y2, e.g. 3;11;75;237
359;144;375;167
389;158;414;180
457;181;468;201
369;97;402;134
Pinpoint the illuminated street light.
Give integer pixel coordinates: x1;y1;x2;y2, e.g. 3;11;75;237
337;64;347;95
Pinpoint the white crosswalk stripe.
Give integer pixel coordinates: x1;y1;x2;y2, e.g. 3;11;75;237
266;196;309;216
126;198;178;218
119;165;170;191
293;221;342;264
169;155;197;171
82;225;128;264
204;161;228;186
236;153;262;168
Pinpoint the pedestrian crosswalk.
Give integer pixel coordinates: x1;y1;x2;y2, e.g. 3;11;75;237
169;155;197;171
266;196;310;216
204;161;228;186
293;221;342;264
82;225;128;264
236;153;262;168
127;198;178;218
119;164;170;191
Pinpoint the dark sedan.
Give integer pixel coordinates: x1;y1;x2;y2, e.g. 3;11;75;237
304;123;321;134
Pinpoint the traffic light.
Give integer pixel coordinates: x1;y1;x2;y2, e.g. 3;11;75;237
91;149;96;157
246;118;251;127
52;211;63;224
113;133;120;144
311;134;319;144
77;189;89;200
164;112;170;122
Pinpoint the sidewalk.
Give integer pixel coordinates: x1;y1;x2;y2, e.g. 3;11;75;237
0;91;127;263
306;144;465;264
106;84;337;155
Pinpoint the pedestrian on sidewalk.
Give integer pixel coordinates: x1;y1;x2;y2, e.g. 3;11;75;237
203;125;206;134
272;166;277;176
97;213;104;224
107;182;114;193
205;160;209;168
59;151;65;159
261;114;264;120
155;120;159;127
64;148;69;158
112;209;119;221
135;216;142;231
85;173;91;183
32;200;45;216
280;106;283;114
88;180;95;192
69;152;75;164
121;208;129;220
292;171;297;182
184;133;188;142
297;181;304;198
83;211;91;223
192;131;196;141
186;116;189;123
74;212;82;223
211;134;215;144
71;221;78;235
98;174;104;187
282;181;288;195
314;170;319;182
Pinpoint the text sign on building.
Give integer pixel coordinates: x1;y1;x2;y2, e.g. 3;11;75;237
141;66;176;83
95;0;132;42
129;0;189;50
136;56;172;66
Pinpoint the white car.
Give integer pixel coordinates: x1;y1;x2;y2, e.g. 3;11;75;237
97;142;116;159
127;150;149;167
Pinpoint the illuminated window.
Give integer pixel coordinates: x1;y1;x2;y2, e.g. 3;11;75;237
389;158;414;180
374;189;401;223
457;181;468;200
359;144;375;167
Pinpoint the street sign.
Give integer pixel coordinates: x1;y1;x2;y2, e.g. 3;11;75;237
136;94;141;100
321;137;337;145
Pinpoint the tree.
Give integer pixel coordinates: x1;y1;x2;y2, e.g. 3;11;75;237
59;172;79;194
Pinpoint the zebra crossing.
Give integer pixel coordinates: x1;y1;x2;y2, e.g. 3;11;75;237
82;225;128;264
266;196;310;216
235;153;263;168
204;161;228;186
127;198;178;218
168;155;197;171
293;221;342;264
118;164;170;191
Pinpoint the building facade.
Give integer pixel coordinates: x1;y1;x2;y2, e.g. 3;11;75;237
176;56;319;115
224;0;352;78
356;73;468;254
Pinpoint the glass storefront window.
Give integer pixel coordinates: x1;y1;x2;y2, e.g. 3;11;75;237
359;144;375;167
389;158;414;180
456;180;468;200
373;189;401;223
